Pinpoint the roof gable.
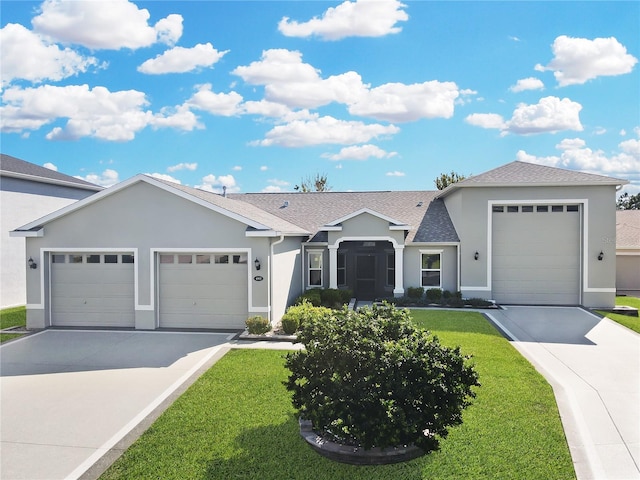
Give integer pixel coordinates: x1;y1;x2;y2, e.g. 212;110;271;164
438;161;628;197
12;175;309;236
0;154;102;191
324;208;408;229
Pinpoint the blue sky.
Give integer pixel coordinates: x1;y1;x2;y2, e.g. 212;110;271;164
1;0;638;195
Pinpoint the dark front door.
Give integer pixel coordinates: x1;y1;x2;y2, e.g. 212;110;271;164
356;255;376;300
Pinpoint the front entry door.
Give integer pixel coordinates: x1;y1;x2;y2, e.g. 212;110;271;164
356;255;376;300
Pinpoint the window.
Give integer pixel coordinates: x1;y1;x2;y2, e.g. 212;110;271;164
537;205;549;213
87;254;101;264
105;254;118;264
386;253;395;287
214;254;229;264
507;205;519;213
160;254;174;264
337;252;346;286
52;254;65;263
552;205;564;212
196;255;211;264
567;205;579;212
121;254;135;264
421;252;441;288
492;205;504;213
233;254;248;264
308;251;323;287
70;255;83;264
178;255;192;264
522;205;534;213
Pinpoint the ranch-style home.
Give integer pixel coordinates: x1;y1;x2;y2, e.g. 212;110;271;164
11;161;627;331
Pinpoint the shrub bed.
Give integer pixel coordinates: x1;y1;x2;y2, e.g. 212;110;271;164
284;303;480;457
245;315;271;335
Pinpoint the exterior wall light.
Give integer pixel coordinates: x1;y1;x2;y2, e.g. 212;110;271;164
28;257;37;269
474;251;479;261
598;251;604;261
254;258;261;270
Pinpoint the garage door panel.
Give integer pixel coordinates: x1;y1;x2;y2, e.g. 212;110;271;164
159;253;248;329
51;253;135;328
492;207;580;305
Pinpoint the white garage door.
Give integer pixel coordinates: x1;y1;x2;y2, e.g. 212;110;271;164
51;253;135;327
492;204;581;305
158;253;249;329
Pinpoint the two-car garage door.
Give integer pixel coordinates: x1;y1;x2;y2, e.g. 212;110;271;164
158;253;248;329
492;204;581;305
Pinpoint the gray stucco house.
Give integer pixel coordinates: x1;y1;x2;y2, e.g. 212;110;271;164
616;210;640;296
11;161;627;331
1;154;102;308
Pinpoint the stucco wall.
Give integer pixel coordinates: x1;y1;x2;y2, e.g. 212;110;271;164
1;177;97;308
403;245;458;293
24;181;273;328
271;236;303;323
443;184;618;307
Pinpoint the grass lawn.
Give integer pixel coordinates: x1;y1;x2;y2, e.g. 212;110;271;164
597;296;640;334
0;306;27;343
100;310;575;480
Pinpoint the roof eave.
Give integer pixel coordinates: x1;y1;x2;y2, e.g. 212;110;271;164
0;170;103;191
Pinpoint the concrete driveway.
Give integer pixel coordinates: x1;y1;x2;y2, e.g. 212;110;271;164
486;306;640;480
0;329;235;480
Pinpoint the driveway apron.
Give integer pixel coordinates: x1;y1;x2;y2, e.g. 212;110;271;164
486;306;640;480
0;330;234;480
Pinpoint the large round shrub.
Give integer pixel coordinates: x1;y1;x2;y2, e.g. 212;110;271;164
284;303;480;453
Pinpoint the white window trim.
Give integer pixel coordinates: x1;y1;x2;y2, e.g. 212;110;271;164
307;250;324;288
420;249;443;289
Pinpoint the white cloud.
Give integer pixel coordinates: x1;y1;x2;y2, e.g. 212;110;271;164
75;169;119;187
233;49;461;122
262;185;283;193
32;0;183;50
278;0;408;40
232;165;242;171
260;166;268;171
151;104;202;131
43;162;57;171
510;77;544;92
138;43;229;74
349;81;459;122
267;179;290;186
253;116;400;147
465;113;506;130
323;144;397;161
1;84;152;140
593;127;607;135
516;133;640;179
466;96;583;135
535;35;637;86
167;162;197;172
196;174;239;194
146;173;181;184
186;83;243;116
386;171;405;177
1;23;101;86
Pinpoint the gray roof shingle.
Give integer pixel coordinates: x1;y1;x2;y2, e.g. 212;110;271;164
438;161;628;198
0;154;101;190
616;210;640;249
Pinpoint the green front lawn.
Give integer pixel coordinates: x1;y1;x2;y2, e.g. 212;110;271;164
101;310;575;480
598;296;640;334
0;306;26;343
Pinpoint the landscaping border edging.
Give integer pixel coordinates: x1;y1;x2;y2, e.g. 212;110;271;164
298;418;425;465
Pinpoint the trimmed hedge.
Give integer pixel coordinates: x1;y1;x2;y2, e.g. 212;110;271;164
281;301;333;334
245;315;271;335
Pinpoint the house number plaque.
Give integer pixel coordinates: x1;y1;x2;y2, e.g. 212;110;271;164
254;276;264;281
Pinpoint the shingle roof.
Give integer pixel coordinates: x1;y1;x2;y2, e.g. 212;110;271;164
438;161;628;198
0;153;102;190
228;191;459;243
150;177;310;235
617;210;640;249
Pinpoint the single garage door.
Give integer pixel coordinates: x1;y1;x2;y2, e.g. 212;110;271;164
159;253;248;329
51;252;135;327
492;204;581;305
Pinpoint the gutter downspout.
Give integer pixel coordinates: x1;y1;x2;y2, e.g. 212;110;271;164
269;234;285;325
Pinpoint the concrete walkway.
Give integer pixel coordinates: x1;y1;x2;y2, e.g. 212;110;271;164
486;306;640;480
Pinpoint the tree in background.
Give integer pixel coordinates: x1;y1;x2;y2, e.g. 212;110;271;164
616;192;640;210
434;171;467;190
295;173;331;192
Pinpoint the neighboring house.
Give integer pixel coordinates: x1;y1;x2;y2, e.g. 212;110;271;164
1;154;102;309
11;161;626;331
616;210;640;296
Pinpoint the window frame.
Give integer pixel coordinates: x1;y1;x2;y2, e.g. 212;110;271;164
307;250;324;288
420;250;443;289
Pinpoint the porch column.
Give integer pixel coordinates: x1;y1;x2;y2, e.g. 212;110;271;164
328;245;338;289
393;245;405;296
